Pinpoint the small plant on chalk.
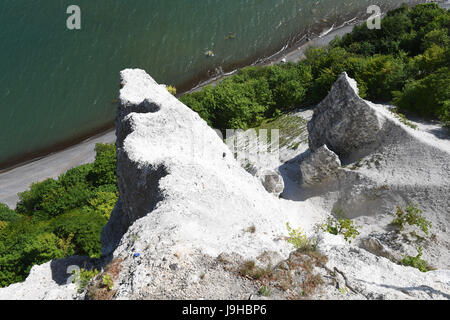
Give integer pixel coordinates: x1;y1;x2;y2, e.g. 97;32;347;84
239;260;273;281
102;274;114;291
392;203;432;235
72;268;99;293
166;85;177;95
259;285;271;297
286;222;309;250
390;108;418;129
320;209;360;243
400;246;432;272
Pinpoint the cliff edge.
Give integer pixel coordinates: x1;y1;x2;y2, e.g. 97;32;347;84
1;70;448;300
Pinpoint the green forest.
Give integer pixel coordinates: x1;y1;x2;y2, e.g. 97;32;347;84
0;144;117;287
180;3;449;129
0;3;448;288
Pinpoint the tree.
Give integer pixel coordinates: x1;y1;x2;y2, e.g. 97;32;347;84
87;143;117;187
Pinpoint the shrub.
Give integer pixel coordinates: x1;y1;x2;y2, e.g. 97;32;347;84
0;143;117;287
83;190;118;219
321;209;360;243
101;274;114;291
39;183;94;219
422;29;449;51
0;221;8;230
87;143;117;187
0;203;19;222
259;285;271;297
305;47;353;103
339;3;448;57
58;163;94;189
391;203;432;235
16;178;60;215
267;63;312;109
392;67;450;125
286;222;310;250
239;260;272;280
400;246;431;272
0;217;77;287
72;268;99;293
50;210;107;258
215;77;273;129
21;232;72;267
353;54;407;102
166;85;177;95
412;45;448;77
179;85;216;127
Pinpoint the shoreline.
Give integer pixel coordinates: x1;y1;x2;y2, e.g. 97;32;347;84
0;22;358;209
1;0;445;207
184;23;357;95
0;17;360;174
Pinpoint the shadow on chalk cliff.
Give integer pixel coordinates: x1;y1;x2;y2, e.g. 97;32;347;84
100;162;169;256
279;149;313;202
360;279;450;300
50;256;95;286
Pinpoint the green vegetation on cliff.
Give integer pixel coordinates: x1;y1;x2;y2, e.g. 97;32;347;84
0;143;117;287
1;3;448;289
181;3;449;127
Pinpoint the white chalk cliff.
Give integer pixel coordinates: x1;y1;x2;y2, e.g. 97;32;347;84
0;70;449;300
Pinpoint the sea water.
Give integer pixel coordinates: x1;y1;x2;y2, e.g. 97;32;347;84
0;0;420;168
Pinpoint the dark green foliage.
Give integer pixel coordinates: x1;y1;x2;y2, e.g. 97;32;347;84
180;64;313;129
304;47;354;103
179;86;216;127
16;178;60;216
212;76;273;129
181;3;449;129
339;3;448;57
0;218;67;286
353;54;408;101
59;163;93;189
0;203;19;222
15;174;94;220
87;143;117;187
0;143;117;287
0;208;108;287
50;210;107;258
393;66;450;126
15;143;117;220
267;63;312;110
422;28;449;51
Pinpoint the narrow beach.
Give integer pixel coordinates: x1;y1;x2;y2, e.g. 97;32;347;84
0;23;359;208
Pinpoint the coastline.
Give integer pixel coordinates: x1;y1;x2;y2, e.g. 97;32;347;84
0;22;358;208
1;0;431;173
1;0;446;208
184;24;357;95
0;18;357;174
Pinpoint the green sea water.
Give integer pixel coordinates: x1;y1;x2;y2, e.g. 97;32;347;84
0;0;420;168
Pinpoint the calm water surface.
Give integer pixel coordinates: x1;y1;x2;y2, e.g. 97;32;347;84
0;0;420;168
